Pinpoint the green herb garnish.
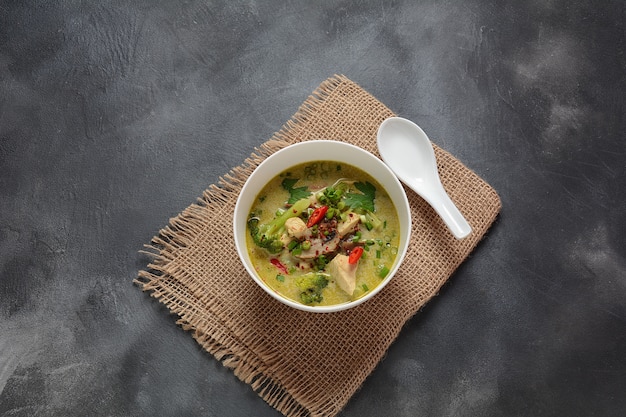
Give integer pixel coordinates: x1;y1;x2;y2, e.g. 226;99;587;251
344;181;376;212
378;265;390;278
281;178;311;204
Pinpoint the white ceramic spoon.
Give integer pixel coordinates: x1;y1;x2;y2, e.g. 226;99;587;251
377;117;472;239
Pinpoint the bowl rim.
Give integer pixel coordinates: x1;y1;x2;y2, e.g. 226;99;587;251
233;140;412;313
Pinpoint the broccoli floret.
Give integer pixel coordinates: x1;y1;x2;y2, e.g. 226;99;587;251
313;254;328;271
248;198;310;254
247;218;284;253
295;272;329;304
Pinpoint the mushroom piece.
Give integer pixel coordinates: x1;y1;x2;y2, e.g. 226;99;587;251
326;254;358;295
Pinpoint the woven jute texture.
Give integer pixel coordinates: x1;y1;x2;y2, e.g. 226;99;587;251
136;75;501;417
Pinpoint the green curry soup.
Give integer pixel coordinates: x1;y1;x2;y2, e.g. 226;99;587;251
246;161;401;307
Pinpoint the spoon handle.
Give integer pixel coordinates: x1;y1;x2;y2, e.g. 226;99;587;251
417;184;472;239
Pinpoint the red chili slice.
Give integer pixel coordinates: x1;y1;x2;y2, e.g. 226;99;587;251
270;258;289;274
306;206;328;227
348;247;364;264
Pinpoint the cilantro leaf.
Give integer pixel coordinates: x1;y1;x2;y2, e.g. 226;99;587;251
344;181;376;212
281;178;311;204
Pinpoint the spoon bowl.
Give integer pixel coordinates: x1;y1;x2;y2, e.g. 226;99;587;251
377;117;472;239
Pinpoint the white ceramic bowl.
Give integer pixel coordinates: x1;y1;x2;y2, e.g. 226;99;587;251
233;140;412;313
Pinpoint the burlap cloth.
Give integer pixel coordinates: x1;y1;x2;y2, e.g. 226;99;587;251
136;75;501;417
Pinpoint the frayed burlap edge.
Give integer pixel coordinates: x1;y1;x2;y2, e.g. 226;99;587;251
136;76;357;417
135;74;502;417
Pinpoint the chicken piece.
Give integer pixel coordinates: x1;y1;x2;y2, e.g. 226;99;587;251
337;212;360;237
326;254;358;295
285;217;307;239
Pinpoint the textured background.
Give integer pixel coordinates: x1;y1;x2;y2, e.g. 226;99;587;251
1;1;625;416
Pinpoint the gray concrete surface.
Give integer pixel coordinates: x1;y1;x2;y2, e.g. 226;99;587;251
1;1;625;416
